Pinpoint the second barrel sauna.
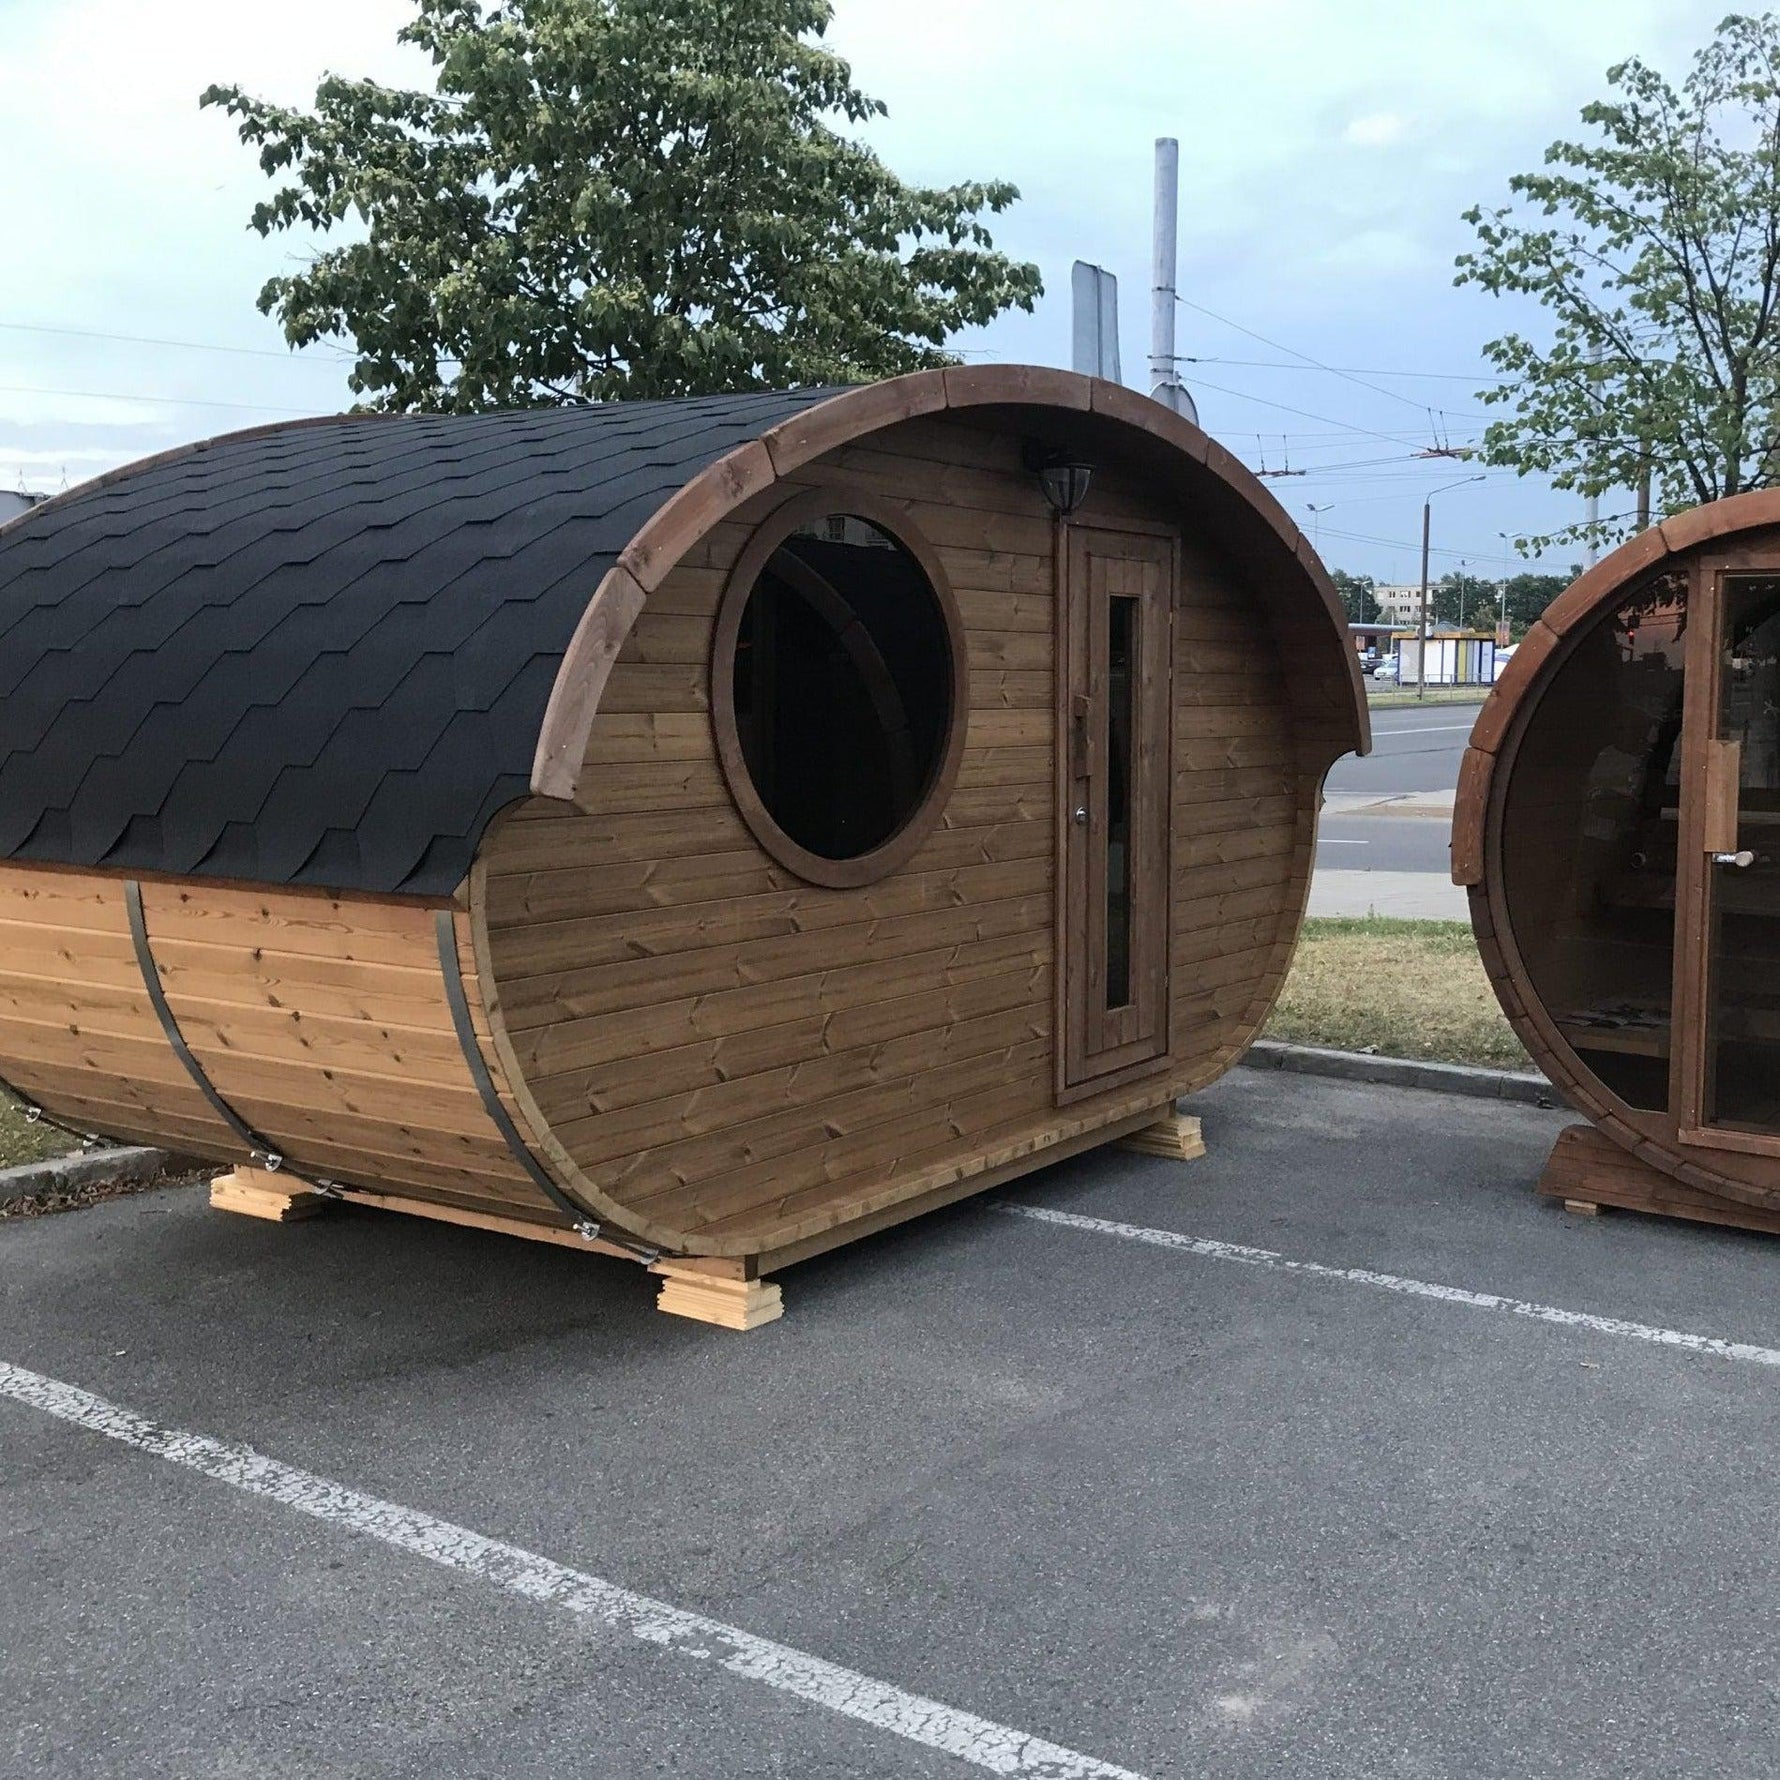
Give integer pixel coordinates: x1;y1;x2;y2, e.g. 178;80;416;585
1455;493;1780;1231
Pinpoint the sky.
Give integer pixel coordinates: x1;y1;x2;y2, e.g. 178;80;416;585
0;0;1726;582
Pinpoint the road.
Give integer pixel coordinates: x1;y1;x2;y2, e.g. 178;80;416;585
5;1069;1779;1779
1311;702;1478;911
1325;703;1476;798
1316;812;1452;874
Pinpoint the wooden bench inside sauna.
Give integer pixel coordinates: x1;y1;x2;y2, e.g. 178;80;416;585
1454;492;1780;1232
0;367;1366;1326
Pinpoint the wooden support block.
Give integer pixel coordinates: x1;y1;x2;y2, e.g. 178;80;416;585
1117;1110;1206;1163
1537;1124;1780;1236
651;1261;784;1331
209;1166;336;1224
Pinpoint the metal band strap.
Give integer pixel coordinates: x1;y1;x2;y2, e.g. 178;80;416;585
124;879;283;1169
433;910;652;1256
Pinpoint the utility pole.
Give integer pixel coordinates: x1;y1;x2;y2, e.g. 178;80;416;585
1149;138;1196;422
1418;474;1486;701
1417;502;1432;703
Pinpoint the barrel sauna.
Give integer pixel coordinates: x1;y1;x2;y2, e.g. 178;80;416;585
1454;493;1780;1232
0;366;1366;1325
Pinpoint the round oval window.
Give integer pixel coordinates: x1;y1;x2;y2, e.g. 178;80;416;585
716;507;964;884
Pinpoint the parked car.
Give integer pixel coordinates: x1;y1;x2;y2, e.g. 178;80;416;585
1372;659;1398;682
1492;645;1518;681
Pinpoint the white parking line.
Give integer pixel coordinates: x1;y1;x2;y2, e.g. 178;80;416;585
997;1205;1780;1369
1372;723;1478;737
0;1361;1145;1780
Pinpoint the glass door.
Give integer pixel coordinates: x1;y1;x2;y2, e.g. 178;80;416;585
1678;570;1780;1150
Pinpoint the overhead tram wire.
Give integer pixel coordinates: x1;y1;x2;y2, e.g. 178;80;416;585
1172;292;1489;426
1190;354;1508;386
0;382;335;419
0;318;356;364
1182;371;1464;452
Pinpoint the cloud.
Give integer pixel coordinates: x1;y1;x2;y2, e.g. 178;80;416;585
1343;111;1410;147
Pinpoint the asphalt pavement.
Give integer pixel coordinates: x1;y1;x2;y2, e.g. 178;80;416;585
4;1069;1777;1778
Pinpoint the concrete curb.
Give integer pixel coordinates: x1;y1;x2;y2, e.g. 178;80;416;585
0;1145;173;1207
1240;1040;1558;1107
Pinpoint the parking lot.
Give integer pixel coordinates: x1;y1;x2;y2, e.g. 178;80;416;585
4;1068;1778;1779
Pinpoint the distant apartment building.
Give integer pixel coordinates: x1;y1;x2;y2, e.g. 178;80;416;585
1372;583;1424;627
0;491;44;523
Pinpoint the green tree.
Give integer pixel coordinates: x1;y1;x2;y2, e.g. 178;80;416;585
1434;570;1497;629
1329;568;1381;624
1456;13;1780;549
1500;570;1575;634
202;0;1042;410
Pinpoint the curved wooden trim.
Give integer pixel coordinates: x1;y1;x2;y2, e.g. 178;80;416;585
531;565;648;802
759;371;951;477
708;484;971;891
617;439;778;593
530;366;1369;803
1658;486;1780;554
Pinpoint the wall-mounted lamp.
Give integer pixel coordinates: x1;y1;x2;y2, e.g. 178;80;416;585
1023;443;1095;519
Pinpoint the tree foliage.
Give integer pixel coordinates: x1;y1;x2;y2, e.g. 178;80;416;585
1427;569;1576;635
1456;12;1780;548
1328;568;1381;625
202;0;1042;410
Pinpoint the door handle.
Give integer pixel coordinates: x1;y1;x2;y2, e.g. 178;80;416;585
1071;693;1092;780
1073;806;1089;826
1713;850;1756;868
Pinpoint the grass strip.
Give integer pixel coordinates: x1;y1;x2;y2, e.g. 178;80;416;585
1266;915;1529;1069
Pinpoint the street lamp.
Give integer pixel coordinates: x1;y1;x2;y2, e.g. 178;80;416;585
1496;530;1524;644
1417;474;1485;700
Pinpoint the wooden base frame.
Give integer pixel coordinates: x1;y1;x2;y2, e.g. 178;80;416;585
651;1261;785;1331
205;1099;1207;1329
1537;1124;1780;1237
1117;1110;1206;1162
209;1167;336;1223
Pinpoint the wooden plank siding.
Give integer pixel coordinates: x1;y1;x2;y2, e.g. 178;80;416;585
474;414;1317;1254
0;863;567;1223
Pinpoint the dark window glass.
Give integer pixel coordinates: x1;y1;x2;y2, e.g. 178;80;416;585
1105;594;1136;1008
731;516;952;862
1703;576;1780;1133
1501;573;1688;1110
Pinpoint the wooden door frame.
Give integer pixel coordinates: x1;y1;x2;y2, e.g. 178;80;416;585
1673;555;1780;1158
1053;517;1178;1105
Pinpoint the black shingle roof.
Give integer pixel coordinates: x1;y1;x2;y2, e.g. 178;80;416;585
0;389;836;896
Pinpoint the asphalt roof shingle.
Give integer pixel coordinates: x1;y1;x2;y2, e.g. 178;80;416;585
0;389;836;896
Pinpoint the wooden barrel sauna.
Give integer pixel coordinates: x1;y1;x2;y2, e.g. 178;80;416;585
1454;493;1780;1232
0;366;1367;1324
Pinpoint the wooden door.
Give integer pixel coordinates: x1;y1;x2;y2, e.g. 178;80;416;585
1675;564;1780;1154
1058;524;1175;1098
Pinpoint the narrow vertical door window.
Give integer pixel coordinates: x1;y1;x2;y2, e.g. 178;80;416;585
1105;594;1137;1010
